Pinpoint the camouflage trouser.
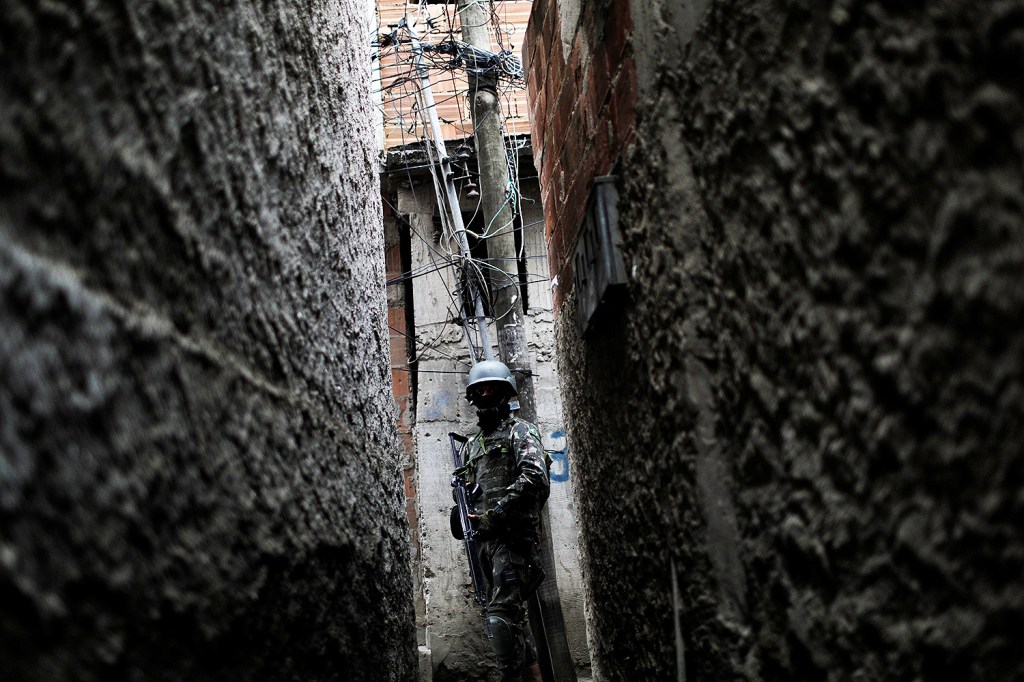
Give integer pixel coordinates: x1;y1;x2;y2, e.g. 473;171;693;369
480;539;539;681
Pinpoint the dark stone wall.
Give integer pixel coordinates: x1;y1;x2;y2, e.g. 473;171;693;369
0;1;414;680
554;0;1024;679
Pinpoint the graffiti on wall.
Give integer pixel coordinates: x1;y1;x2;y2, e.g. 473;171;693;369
547;429;570;483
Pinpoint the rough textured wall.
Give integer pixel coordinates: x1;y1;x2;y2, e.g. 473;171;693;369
552;0;1024;680
0;1;415;679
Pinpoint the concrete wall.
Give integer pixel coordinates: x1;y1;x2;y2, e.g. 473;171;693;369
390;171;591;681
0;1;415;679
528;0;1024;679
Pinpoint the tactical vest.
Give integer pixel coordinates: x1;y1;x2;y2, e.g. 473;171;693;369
464;415;549;541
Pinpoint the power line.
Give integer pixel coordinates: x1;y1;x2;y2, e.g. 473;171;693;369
375;2;540;373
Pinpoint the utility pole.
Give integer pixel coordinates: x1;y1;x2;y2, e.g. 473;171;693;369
407;19;494;363
458;2;577;681
457;1;535;419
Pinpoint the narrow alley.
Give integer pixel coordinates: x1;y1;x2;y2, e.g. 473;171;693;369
2;1;1022;681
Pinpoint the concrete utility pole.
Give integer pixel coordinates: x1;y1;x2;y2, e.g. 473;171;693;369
458;2;576;681
457;0;537;419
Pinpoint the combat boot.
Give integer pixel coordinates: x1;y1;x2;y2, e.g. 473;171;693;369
522;663;543;681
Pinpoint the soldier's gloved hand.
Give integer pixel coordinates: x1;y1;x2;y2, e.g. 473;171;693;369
470;504;506;541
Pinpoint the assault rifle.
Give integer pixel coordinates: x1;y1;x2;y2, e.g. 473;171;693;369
448;432;491;635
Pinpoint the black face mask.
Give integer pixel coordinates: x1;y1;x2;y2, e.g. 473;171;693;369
476;402;511;430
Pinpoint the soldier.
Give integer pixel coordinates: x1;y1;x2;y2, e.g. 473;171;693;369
455;360;549;682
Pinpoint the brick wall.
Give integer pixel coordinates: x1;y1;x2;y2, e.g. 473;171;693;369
524;0;637;311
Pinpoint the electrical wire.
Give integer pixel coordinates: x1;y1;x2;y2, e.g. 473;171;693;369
375;2;542;372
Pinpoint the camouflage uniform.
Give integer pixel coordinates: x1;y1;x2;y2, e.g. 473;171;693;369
462;413;550;681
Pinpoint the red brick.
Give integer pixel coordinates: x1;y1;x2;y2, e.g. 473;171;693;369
526;30;547;103
581;0;599;38
571;27;586;71
545;159;559;193
542;121;556;174
389;340;404;364
544;64;558;128
526;62;538;107
606;0;634;57
554;218;570;273
385;243;401;278
579;87;598;140
577;139;599;192
553;80;576;148
555;162;568;205
529;104;545;164
566;35;583;86
391;374;406;399
403;467;415;499
544;194;559;246
528;0;547;36
527;2;544;42
542;0;557;49
547;235;560;283
565;176;588;235
560;254;575;288
392;370;409;398
524;18;541;76
561;119;582;177
388;306;405;329
610;0;634;30
592;111;612;176
609;55;638;152
591;44;613;108
557;198;573;248
548;31;564;84
541;155;556;202
569;149;593;197
549;227;562;265
530;76;548;133
532;28;549;79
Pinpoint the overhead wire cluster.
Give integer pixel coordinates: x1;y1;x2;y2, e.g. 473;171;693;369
422;39;524;84
372;1;547;370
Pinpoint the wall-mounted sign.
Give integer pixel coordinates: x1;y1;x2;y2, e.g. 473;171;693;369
572;176;627;337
